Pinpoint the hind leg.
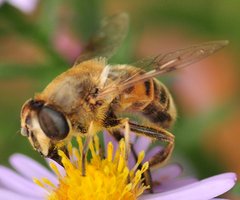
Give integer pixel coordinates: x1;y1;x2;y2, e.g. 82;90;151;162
104;117;175;189
128;122;175;167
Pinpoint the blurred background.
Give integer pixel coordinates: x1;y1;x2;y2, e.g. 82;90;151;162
0;0;239;198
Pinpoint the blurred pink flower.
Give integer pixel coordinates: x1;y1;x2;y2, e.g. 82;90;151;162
1;0;38;13
53;29;83;63
172;53;237;114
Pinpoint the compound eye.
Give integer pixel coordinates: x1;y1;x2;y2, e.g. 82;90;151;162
38;106;69;140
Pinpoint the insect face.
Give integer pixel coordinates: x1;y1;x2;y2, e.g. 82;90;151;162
20;99;71;159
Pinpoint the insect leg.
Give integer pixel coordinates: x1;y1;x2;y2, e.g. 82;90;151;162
130;141;153;193
47;145;70;167
106;118;131;159
128;122;175;167
82;121;95;176
104;115;163;189
108;119;153;193
124;120;130;160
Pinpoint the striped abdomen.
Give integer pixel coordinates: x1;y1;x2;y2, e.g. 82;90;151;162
141;79;177;129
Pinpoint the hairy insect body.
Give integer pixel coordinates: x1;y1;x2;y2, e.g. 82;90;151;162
36;59;112;135
110;65;177;130
20;13;227;186
21;56;177;158
142;80;177;129
35;58;176;137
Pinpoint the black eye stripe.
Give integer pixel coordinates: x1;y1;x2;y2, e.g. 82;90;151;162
38;106;69;140
29;100;44;109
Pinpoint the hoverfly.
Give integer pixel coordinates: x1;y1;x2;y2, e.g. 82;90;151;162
20;13;228;180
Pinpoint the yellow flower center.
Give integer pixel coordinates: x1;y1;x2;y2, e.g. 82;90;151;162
34;136;149;200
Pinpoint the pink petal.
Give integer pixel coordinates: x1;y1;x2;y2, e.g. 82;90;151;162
0;166;45;198
0;0;5;6
141;173;237;200
9;154;58;184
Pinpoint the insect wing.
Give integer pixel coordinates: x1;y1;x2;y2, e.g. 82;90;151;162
135;40;228;72
74;13;129;65
97;40;228;98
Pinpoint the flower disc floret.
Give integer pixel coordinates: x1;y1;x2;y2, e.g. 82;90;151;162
35;136;149;200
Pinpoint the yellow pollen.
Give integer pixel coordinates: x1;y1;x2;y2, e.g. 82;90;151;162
34;136;149;200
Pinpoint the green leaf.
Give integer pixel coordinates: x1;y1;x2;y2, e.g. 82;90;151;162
232;182;240;195
37;0;61;38
0;63;64;80
70;0;101;40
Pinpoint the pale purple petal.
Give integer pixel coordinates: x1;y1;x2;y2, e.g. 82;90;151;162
103;131;119;155
212;199;228;200
104;131;142;169
9;154;58;184
130;132;137;142
143;146;163;163
128;151;136;169
153;177;197;193
151;163;183;183
134;136;151;153
103;130;136;152
46;158;65;177
8;0;38;13
0;189;42;200
104;131;137;168
140;173;237;200
0;166;45;198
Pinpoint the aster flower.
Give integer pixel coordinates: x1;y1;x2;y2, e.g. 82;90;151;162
37;137;149;200
104;132;237;199
0;135;237;200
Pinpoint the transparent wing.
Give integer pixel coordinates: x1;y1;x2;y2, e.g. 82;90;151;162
74;13;129;66
97;40;229;99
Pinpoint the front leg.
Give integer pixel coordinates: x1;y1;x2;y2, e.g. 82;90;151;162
82;121;96;176
104;117;131;159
